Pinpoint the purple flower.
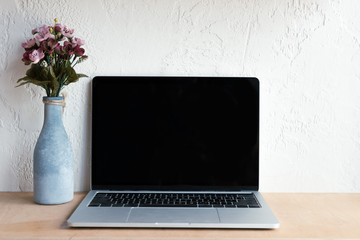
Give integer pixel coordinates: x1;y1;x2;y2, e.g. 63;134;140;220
31;26;40;35
28;49;45;64
21;38;36;49
71;37;85;47
21;51;32;65
55;45;64;55
47;38;59;49
40;39;59;54
54;23;63;34
74;46;85;56
63;41;74;55
34;25;52;42
61;25;74;38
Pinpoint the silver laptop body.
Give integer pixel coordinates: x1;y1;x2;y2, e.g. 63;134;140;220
67;76;279;229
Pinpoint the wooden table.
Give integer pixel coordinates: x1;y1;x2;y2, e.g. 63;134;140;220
0;192;359;239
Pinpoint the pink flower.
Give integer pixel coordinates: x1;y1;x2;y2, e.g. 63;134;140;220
34;33;50;42
61;25;74;38
21;51;32;65
55;45;64;55
40;39;59;54
54;23;63;34
28;49;45;64
71;37;85;47
32;27;40;35
64;41;74;55
32;25;47;34
21;38;36;49
47;38;59;49
34;25;52;42
74;46;85;56
81;55;88;60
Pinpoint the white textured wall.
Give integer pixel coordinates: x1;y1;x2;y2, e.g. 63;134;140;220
1;0;360;192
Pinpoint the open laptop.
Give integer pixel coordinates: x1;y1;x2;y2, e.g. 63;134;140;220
67;76;279;228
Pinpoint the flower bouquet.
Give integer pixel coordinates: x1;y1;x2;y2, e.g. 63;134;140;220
17;18;88;97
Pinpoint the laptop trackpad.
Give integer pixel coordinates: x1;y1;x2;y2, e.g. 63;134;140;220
127;208;219;223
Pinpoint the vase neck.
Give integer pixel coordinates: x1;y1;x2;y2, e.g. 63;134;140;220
43;97;65;124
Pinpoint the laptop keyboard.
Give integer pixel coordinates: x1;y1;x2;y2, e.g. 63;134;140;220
88;193;261;208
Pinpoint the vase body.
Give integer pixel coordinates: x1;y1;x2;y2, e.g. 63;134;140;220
33;97;74;204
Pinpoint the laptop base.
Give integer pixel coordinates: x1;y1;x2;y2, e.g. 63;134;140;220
68;190;279;229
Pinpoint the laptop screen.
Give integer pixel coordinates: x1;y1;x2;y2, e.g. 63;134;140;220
91;77;259;191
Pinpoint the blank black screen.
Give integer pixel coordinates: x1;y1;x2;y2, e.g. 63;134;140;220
92;77;259;191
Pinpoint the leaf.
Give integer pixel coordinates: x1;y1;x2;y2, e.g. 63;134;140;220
76;73;88;78
63;67;79;85
50;78;60;96
49;66;56;80
17;76;30;83
16;76;39;85
39;66;49;82
16;77;51;88
44;66;59;96
25;64;39;78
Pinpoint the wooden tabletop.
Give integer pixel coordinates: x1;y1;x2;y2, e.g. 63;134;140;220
0;192;359;239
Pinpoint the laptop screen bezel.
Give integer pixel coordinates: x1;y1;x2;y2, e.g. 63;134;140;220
90;76;259;192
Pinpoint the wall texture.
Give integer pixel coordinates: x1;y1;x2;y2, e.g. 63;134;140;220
1;0;360;192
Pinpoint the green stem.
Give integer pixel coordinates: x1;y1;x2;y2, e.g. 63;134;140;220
56;71;67;97
71;56;78;67
45;86;50;96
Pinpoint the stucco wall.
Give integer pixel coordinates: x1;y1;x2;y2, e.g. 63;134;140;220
1;0;360;192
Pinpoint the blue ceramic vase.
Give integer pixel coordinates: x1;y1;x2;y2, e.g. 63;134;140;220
33;96;74;204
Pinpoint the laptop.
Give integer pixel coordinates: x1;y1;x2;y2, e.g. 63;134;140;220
67;76;279;228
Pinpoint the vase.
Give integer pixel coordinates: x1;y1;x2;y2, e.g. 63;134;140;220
33;96;74;204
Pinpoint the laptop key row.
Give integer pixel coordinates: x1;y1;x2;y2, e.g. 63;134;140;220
88;193;261;208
